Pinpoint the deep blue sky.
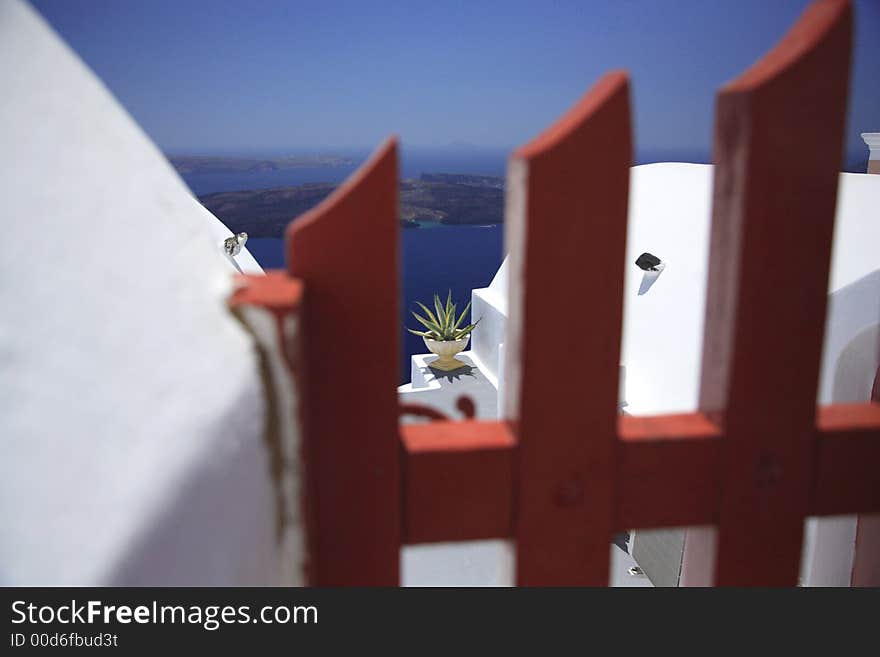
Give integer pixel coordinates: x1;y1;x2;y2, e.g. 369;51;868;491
31;0;880;162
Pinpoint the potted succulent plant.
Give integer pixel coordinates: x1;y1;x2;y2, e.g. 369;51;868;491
407;291;480;371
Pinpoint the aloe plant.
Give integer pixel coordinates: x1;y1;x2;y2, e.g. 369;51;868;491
407;291;480;341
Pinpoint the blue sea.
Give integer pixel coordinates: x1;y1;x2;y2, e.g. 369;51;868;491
181;147;509;385
183;145;865;384
245;227;503;385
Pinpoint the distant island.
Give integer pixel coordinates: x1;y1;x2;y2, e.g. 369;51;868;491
199;173;504;237
170;154;354;174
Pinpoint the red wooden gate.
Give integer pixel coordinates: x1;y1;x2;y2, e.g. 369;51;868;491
232;0;879;586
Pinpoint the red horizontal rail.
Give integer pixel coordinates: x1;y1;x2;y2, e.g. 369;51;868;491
401;421;516;544
229;270;305;313
616;414;721;530
812;403;880;516
398;403;880;545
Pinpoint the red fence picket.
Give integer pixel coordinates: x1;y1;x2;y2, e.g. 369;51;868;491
504;71;631;585
700;0;852;586
285;139;401;585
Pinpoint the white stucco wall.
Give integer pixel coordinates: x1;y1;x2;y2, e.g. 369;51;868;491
619;164;714;416
621;164;879;416
0;0;295;585
470;258;508;390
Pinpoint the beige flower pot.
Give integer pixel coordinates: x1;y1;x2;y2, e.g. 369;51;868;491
424;337;469;371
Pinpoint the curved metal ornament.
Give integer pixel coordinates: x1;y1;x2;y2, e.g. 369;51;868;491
399;396;477;422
